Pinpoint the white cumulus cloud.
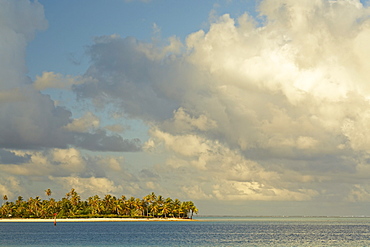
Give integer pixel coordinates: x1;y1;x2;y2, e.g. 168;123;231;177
73;0;370;205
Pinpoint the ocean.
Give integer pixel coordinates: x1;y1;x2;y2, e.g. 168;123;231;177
1;217;370;246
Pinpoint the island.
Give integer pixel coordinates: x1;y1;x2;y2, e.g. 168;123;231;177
0;189;198;221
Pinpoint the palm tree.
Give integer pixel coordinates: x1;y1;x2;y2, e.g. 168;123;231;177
102;194;115;214
88;195;101;215
0;189;199;220
126;197;137;217
14;196;26;217
162;198;173;218
151;203;160;217
135;198;144;216
119;195;130;216
39;199;49;218
2;195;8;205
16;196;23;204
112;198;122;215
0;199;14;218
161;203;171;218
122;200;130;216
179;201;198;219
68;189;81;216
66;188;80;206
149;192;157;203
143;192;158;217
172;199;181;218
157;195;164;207
15;203;26;218
59;197;72;217
120;195;126;202
28;196;42;217
142;194;151;216
179;202;188;218
45;189;52;198
188;201;198;219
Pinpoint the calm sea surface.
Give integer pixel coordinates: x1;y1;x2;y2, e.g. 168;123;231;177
1;217;370;246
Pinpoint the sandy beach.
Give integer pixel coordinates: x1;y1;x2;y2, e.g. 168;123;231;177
0;217;194;222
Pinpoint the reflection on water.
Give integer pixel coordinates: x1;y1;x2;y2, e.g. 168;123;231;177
1;217;370;246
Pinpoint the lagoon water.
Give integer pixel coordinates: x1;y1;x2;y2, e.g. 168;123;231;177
1;217;370;246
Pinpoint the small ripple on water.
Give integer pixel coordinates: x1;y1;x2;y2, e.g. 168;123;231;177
1;218;370;246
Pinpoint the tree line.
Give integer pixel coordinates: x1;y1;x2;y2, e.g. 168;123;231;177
0;189;198;219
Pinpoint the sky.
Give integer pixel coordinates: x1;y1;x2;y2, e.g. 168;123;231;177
2;0;370;216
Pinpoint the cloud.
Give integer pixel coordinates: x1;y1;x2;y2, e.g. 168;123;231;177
146;128;319;201
72;0;370;204
0;0;143;202
0;0;47;91
0;88;140;152
104;124;125;133
33;72;89;90
0;148;138;183
0;150;31;164
0;1;70;151
0;88;72;150
182;185;213;200
4;0;370;214
51;176;123;198
0;88;26;103
0;1;67;150
346;184;370;202
162;107;217;133
73;35;184;121
0;146;145;200
0;2;143;153
64;112;100;133
0;176;22;199
0;148;86;177
73;130;142;152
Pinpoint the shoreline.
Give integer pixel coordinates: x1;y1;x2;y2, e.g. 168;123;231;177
0;217;195;223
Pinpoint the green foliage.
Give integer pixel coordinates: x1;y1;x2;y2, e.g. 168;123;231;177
1;190;198;219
